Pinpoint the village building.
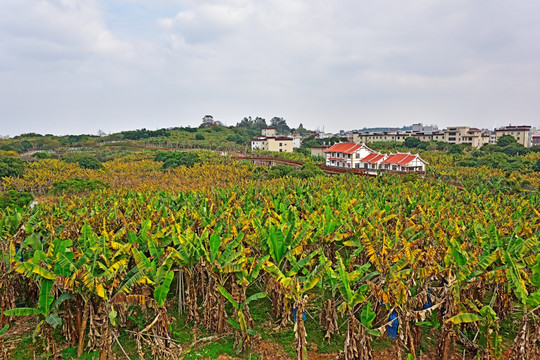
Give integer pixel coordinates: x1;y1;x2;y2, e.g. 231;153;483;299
251;128;294;153
323;142;374;168
261;128;277;137
310;145;330;158
413;131;445;142
251;136;293;152
495;125;533;147
352;131;414;144
443;126;488;148
532;134;540;147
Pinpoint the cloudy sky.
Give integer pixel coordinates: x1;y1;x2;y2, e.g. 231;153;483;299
1;0;539;136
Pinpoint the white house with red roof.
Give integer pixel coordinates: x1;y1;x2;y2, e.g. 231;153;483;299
379;153;428;172
323;142;374;168
323;143;428;174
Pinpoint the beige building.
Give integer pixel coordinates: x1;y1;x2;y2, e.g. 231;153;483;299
413;131;445;142
261;128;277;137
310;145;329;158
352;131;413;144
495;125;532;147
251;136;293;152
443;126;488;148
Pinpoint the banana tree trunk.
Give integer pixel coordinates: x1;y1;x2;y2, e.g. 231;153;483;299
77;302;89;357
294;298;307;360
99;310;112;360
345;311;373;360
184;271;198;325
437;321;453;360
509;310;540;360
217;288;225;334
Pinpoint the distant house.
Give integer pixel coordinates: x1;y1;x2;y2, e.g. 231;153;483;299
532;135;540;147
310;145;330;158
443;126;489;148
262;128;277;137
251;136;293;152
291;135;302;148
323;142;374;168
495;125;533;147
251;136;266;150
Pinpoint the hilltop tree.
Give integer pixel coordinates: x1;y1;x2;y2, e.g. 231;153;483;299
294;123;310;136
237;116;267;130
201;115;214;128
270;117;290;134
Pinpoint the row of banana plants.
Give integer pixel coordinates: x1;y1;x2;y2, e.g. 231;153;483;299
0;173;539;360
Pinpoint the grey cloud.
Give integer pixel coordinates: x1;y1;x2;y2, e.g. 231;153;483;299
1;0;540;136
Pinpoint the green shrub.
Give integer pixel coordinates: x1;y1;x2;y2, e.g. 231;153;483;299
154;151;201;168
297;162;325;179
64;155;103;169
0;156;25;178
0;190;33;209
267;164;295;179
51;178;109;194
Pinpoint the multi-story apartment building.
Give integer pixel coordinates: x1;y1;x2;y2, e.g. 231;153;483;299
495;125;533;147
413;131;445;142
352;131;413;144
443;126;488;148
251;136;293;152
532;135;540;147
252;127;295;152
412;123;438;133
261;128;277;137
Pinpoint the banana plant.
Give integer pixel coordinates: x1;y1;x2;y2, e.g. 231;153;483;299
447;303;502;359
506;252;540;360
4;279;72;356
257;220;309;322
0;324;9;360
264;250;331;360
170;229;203;324
331;255;380;360
217;285;266;352
197;228;247;334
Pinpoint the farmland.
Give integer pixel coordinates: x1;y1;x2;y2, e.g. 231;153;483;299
0;149;539;360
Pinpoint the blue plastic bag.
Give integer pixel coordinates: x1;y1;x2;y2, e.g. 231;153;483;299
387;311;399;338
293;306;306;322
422;290;432;310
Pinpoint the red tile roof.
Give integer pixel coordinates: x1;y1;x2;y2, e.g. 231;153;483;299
324;142;362;154
381;153;410;164
370;154;386;163
359;153;378;162
381;153;428;165
359;152;386;163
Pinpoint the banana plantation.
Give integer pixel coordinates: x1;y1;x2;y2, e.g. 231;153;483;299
0;154;539;360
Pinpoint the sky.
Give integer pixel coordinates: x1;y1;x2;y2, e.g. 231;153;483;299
1;0;540;136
